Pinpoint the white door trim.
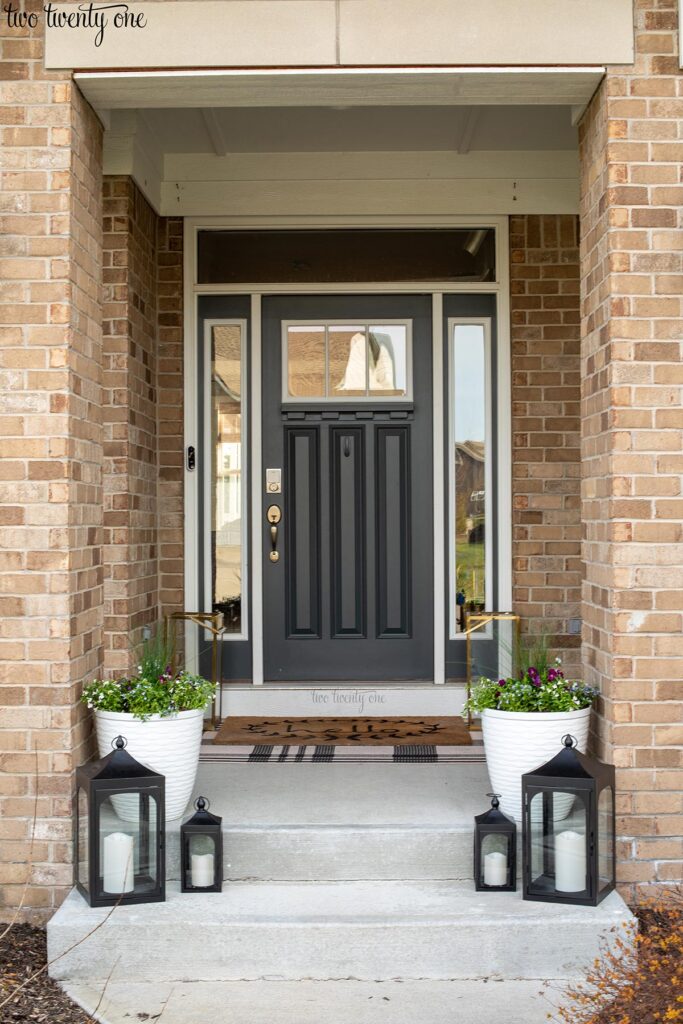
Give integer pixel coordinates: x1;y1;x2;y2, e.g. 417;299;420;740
183;215;511;687
432;293;446;685
250;294;264;685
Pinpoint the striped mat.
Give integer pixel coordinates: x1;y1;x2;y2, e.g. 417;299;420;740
200;741;485;764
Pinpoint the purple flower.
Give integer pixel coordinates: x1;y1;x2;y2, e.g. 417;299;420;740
548;668;557;682
497;679;506;687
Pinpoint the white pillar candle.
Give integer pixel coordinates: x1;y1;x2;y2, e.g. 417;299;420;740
555;830;586;892
102;831;135;893
191;852;214;887
484;850;508;886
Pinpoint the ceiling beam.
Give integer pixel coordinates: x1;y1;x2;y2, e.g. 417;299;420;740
202;108;230;156
457;107;481;154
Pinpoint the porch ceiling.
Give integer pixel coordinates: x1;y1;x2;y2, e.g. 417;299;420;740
128;104;577;156
91;69;587;218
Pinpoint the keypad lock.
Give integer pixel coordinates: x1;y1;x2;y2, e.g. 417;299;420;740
266;468;281;493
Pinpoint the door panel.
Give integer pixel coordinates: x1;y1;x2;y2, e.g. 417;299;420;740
285;427;320;638
262;294;433;682
330;426;365;638
376;425;411;637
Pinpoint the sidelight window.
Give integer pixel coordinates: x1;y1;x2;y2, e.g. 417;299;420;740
283;321;411;402
449;319;493;636
205;320;247;638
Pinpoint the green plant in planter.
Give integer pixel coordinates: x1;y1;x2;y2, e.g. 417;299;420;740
463;634;599;714
81;627;215;721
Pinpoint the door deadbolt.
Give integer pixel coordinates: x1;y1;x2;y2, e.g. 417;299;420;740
267;505;281;524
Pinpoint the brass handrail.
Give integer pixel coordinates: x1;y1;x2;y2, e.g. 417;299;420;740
165;612;226;729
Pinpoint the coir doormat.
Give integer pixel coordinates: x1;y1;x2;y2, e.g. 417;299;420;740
212;715;472;747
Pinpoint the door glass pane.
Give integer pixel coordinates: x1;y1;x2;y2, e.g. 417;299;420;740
452;323;487;633
212;324;244;634
329;326;366;397
369;325;407;397
287;326;325;397
198;228;496;283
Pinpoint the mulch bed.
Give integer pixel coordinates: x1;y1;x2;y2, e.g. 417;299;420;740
0;924;91;1023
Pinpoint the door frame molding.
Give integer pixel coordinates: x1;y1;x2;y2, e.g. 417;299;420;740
183;215;511;685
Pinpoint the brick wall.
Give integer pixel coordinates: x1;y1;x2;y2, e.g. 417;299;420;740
101;178;184;672
510;216;582;675
0;8;104;917
156;216;185;625
102;179;161;673
579;0;683;897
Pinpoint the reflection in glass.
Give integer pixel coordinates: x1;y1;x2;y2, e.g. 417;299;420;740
329;326;366;397
452;324;487;633
287;323;409;401
212;324;244;632
197;228;497;284
369;326;407;396
598;786;614;891
287;326;325;397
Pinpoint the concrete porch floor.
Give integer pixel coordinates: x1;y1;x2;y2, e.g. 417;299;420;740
61;978;564;1024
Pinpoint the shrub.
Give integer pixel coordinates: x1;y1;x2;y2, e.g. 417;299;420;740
551;888;683;1024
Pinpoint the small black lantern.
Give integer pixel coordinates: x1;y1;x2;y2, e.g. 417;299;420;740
180;796;223;893
474;793;517;891
75;736;165;908
522;735;616;907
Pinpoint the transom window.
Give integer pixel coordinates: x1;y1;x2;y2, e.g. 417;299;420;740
282;321;412;402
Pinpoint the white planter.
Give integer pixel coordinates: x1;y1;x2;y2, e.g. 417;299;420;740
94;708;205;822
481;706;592;822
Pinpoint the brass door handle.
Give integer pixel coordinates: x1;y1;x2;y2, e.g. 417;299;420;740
267;505;281;562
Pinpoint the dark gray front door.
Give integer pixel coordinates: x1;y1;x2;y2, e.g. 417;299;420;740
262;295;433;681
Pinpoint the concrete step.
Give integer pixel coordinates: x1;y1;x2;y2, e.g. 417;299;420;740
166;823;477;881
220;683;467;718
166;760;490;881
48;880;633;984
61;978;560;1024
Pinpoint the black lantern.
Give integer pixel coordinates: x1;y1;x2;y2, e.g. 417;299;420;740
180;796;223;893
474;793;517;891
522;735;615;906
75;736;165;907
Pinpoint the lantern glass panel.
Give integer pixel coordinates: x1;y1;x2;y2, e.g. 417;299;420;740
598;786;614;892
480;832;510;887
76;786;89;889
529;790;589;895
186;833;219;889
97;792;159;897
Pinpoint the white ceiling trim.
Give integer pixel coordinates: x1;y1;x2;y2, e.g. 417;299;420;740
75;67;605;110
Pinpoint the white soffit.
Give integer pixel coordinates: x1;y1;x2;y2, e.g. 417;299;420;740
75;68;605;112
